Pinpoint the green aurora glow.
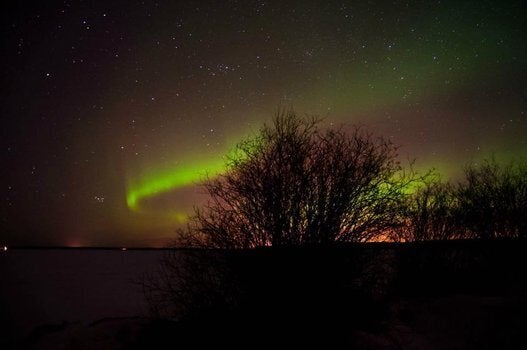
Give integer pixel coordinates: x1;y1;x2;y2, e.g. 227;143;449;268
126;156;227;212
2;0;525;246
122;1;525;237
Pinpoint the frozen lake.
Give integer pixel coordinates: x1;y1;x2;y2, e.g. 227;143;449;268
0;249;166;341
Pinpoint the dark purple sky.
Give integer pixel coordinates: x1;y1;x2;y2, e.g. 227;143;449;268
1;0;526;246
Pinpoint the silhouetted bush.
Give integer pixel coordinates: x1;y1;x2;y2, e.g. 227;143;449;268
392;158;527;241
143;115;527;345
456;158;527;239
391;177;466;242
143;111;423;333
179;110;419;248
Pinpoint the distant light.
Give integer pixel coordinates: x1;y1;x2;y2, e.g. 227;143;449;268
121;247;127;251
3;246;7;251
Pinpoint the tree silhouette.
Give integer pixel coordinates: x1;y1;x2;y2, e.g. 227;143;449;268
456;158;527;239
142;116;527;346
390;158;527;242
179;110;418;248
392;177;465;241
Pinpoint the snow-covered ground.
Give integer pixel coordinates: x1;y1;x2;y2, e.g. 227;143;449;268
0;249;164;343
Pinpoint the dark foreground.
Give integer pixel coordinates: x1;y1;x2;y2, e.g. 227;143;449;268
1;241;526;349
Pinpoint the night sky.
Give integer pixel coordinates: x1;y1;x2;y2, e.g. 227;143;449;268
1;0;526;247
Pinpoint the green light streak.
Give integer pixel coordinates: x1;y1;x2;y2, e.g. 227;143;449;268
126;157;227;212
125;122;258;215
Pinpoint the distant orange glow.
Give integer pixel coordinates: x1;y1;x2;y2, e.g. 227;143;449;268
65;237;85;247
367;230;401;243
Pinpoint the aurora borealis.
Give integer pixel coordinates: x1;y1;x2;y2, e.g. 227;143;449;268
1;0;526;246
126;155;227;212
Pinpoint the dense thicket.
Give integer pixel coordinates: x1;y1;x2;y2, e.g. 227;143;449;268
144;113;526;329
180;111;418;248
393;158;527;241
